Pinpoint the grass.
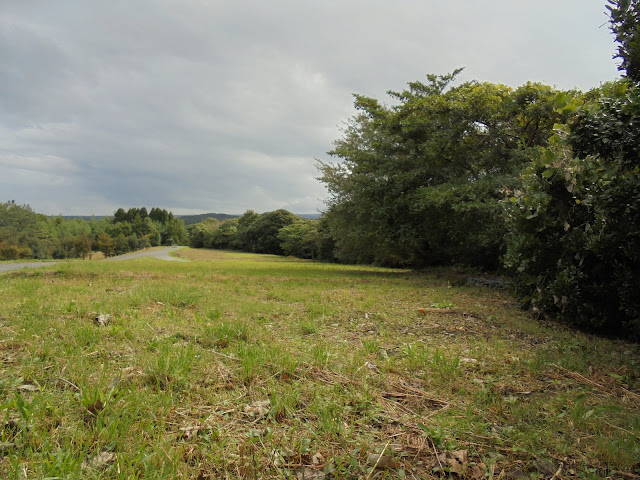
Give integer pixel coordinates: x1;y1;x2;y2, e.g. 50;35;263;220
0;248;638;478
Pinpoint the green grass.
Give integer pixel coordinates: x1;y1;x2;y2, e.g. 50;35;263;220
0;249;639;478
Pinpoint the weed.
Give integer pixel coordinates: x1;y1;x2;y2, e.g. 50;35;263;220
205;321;249;348
298;320;318;336
431;348;460;378
402;342;428;370
145;342;197;390
431;300;454;309
362;339;380;355
311;343;331;367
236;343;265;384
313;400;345;439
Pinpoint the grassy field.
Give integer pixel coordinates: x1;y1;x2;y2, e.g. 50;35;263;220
0;248;638;479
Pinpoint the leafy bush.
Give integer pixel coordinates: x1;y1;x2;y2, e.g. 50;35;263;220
0;242;32;260
505;81;640;337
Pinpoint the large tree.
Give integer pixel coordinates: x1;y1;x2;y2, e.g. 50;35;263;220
318;73;567;267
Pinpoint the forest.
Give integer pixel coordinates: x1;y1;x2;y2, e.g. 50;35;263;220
2;0;639;338
0;202;187;260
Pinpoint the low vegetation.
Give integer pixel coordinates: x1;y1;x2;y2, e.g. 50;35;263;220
0;249;638;478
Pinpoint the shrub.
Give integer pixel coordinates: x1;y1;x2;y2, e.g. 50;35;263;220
505;84;640;338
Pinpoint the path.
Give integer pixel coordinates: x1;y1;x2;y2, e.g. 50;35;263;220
0;261;59;273
0;246;186;273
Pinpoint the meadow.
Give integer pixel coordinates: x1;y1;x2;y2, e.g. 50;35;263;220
0;249;638;479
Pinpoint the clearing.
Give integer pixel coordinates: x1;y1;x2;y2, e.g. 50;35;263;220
0;248;638;479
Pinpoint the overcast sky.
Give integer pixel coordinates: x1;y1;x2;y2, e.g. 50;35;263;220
1;1;621;215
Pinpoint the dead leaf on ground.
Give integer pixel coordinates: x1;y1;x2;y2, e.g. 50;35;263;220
85;399;104;416
271;448;296;467
470;464;485;479
418;307;459;315
311;452;325;466
244;399;270;421
82;451;115;470
504;470;529;479
295;467;325;480
435;450;468;475
17;383;39;392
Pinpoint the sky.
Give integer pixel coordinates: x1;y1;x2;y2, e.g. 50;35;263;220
0;0;622;216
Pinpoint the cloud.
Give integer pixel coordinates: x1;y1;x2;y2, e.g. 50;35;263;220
0;0;620;215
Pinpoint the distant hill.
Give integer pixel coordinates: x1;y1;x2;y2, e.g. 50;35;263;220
56;215;108;221
57;212;322;226
178;213;239;226
179;212;322;225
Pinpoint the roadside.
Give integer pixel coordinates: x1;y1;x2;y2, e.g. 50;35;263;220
0;246;186;273
0;261;59;272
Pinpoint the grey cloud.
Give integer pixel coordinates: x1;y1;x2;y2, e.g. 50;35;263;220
0;0;620;216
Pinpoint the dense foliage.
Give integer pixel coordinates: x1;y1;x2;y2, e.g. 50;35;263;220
188;209;336;260
317;73;569;268
0;202;186;260
504;0;640;337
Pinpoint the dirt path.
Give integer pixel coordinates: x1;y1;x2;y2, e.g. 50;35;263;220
0;246;186;273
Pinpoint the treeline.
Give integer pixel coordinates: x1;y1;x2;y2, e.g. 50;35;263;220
187;209;335;260
0;203;187;260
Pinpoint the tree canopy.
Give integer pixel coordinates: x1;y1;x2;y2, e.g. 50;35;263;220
317;72;569;268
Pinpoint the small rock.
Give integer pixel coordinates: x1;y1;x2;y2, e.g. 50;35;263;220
95;314;111;326
459;357;478;364
365;361;379;372
179;424;203;440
